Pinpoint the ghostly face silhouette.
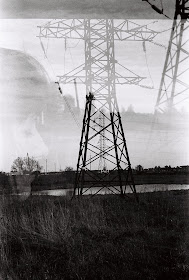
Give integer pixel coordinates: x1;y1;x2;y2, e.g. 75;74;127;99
0;48;54;171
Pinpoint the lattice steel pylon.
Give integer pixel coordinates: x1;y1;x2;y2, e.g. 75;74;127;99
98;110;107;172
38;19;158;197
155;0;189;114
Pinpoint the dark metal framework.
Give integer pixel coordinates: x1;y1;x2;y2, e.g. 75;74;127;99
38;19;159;197
155;0;189;113
74;92;137;197
98;110;107;172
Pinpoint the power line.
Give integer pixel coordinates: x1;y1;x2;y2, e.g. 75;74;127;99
55;82;81;129
142;0;171;19
39;37;81;129
142;41;155;88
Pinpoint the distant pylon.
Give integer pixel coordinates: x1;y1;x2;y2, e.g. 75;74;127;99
98;110;107;172
155;0;189;113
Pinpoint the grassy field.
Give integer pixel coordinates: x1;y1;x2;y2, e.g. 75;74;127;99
0;190;189;280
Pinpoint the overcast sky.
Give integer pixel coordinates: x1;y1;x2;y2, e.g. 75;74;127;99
0;0;176;19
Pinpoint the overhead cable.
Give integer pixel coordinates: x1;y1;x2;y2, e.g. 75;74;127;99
142;0;171;19
39;37;81;129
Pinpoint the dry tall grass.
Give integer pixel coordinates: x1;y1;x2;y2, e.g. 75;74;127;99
0;191;189;280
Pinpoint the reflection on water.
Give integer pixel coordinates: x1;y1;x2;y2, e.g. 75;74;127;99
32;184;189;196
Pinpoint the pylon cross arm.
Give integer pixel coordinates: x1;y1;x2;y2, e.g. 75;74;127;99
58;63;145;85
58;75;144;85
38;19;159;42
38;19;84;39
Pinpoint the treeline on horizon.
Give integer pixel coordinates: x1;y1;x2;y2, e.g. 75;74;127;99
1;164;189;175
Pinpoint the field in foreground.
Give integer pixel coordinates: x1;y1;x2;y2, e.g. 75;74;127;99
0;190;189;280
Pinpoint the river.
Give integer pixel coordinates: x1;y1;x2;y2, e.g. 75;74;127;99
32;184;189;196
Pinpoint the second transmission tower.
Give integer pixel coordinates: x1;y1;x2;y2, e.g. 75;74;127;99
155;0;189;113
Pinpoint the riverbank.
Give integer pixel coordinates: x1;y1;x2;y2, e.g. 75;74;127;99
1;190;189;279
32;184;189;197
31;171;189;191
1;171;189;194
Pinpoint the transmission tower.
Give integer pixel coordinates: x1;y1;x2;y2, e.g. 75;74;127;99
38;19;158;196
98;110;107;172
155;0;189;113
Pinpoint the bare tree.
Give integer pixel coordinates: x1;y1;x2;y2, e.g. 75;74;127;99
11;156;42;174
135;165;143;172
65;166;74;171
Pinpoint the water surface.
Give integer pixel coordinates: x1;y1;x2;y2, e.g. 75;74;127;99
32;184;189;196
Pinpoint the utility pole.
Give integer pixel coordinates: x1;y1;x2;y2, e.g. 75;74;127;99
38;19;159;197
155;0;189;114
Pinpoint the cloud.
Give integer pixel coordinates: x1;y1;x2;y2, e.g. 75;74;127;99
0;0;175;19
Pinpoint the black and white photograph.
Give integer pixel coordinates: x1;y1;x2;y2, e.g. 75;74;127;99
0;1;189;279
